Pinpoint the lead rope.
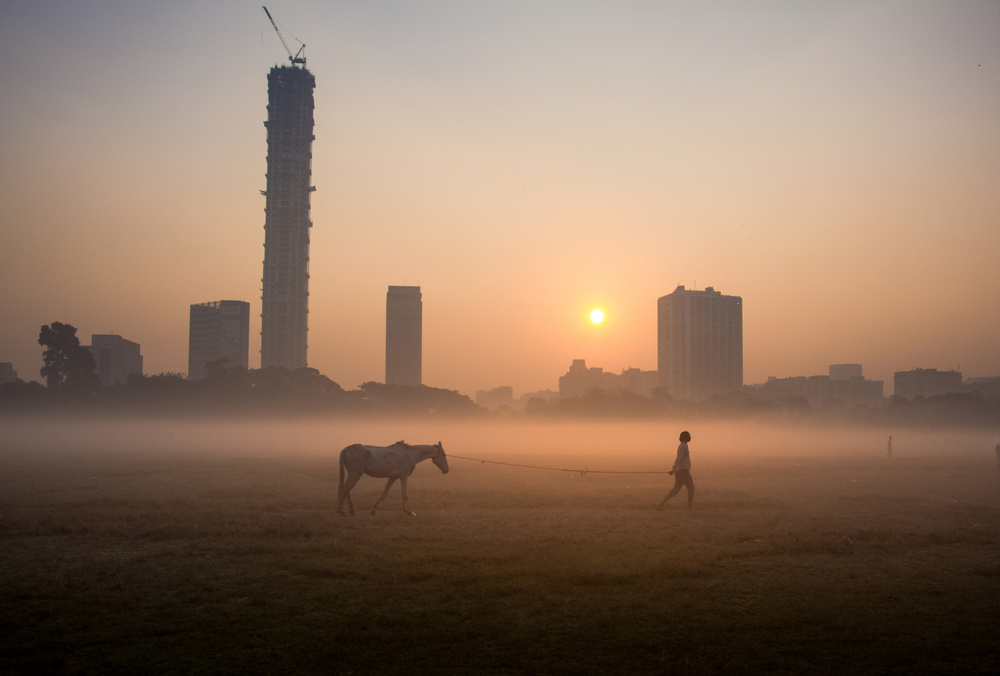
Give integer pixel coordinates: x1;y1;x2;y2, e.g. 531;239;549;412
447;454;673;477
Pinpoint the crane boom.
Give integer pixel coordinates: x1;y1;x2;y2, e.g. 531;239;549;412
263;5;306;66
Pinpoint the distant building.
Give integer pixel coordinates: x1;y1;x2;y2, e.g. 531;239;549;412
0;362;17;384
963;376;1000;397
558;360;658;398
757;364;884;409
829;363;863;381
476;386;514;411
86;335;143;387
657;285;743;400
894;368;962;400
189;300;251;380
519;389;560;407
385;286;422;387
260;63;316;371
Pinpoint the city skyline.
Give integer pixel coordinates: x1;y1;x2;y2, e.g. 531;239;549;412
1;2;999;397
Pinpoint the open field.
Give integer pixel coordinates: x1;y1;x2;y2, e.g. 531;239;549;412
2;418;999;674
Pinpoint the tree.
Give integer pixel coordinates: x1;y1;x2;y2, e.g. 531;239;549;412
38;322;99;395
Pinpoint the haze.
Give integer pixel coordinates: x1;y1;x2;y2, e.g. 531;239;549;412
2;1;999;397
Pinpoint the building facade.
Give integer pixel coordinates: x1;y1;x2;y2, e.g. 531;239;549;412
0;362;17;384
558;359;659;398
188;300;251;380
385;286;422;387
657;285;743;400
893;368;963;400
260;64;316;370
757;364;884;409
86;335;143;387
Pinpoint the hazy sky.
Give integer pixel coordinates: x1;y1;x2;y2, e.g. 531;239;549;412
2;1;998;397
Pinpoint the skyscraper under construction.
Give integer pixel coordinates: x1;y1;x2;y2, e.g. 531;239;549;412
260;63;315;370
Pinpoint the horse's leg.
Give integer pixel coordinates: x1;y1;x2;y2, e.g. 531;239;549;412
341;470;366;516
371;477;397;515
399;476;413;516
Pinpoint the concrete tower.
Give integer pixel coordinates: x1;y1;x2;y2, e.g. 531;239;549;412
657;286;743;400
189;300;251;380
260;64;315;370
386;286;422;387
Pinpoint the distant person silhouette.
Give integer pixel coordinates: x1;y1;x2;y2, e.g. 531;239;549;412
658;430;694;510
887;435;893;458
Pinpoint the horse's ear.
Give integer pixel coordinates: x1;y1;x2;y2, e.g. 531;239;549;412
437;441;443;449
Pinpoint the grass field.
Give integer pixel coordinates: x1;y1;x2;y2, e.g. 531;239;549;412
2;418;999;674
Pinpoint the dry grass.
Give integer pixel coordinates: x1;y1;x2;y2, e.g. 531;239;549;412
1;419;999;674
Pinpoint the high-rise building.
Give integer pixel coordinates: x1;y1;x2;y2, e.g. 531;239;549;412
189;301;251;380
385;286;422;387
657;285;743;400
260;64;316;370
86;335;143;387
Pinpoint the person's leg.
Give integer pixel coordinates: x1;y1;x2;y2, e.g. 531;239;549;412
683;471;695;509
658;475;684;509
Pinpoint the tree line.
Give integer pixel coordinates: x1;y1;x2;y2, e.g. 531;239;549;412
3;322;998;425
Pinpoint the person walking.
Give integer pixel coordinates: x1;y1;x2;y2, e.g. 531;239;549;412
887;435;893;458
658;430;694;510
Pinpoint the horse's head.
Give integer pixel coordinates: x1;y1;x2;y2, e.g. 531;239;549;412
431;441;449;474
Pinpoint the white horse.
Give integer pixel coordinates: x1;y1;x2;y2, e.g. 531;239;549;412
338;441;449;516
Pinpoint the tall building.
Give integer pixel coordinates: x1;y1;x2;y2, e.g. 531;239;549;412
657;285;743;400
189;301;251;380
86;335;143;387
260;63;316;370
385;286;422;387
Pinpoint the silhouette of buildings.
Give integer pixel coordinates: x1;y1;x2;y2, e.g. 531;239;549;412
755;364;884;409
476;386;514;411
85;335;142;387
894;368;962;400
0;362;17;384
558;359;658;398
963;376;1000;397
657;285;743;400
260;64;316;370
385;286;422;387
188;301;251;380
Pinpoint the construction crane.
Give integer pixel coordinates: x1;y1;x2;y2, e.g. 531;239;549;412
263;5;306;67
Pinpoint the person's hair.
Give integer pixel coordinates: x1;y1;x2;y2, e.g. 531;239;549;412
679;431;691;443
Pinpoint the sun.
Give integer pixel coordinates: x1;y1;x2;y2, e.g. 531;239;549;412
590;308;605;325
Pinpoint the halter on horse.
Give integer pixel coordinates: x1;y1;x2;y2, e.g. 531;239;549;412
338;441;449;516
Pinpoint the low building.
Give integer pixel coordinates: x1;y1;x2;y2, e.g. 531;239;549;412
86;335;143;387
894;368;962;400
0;362;17;384
963;376;1000;397
559;360;659;398
476;386;514;411
756;364;883;409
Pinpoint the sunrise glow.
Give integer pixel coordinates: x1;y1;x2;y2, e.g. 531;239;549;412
590;309;605;325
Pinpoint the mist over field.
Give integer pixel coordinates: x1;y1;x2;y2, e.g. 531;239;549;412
3;414;999;674
3;415;996;465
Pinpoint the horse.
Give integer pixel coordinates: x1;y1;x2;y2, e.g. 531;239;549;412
338;441;449;516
